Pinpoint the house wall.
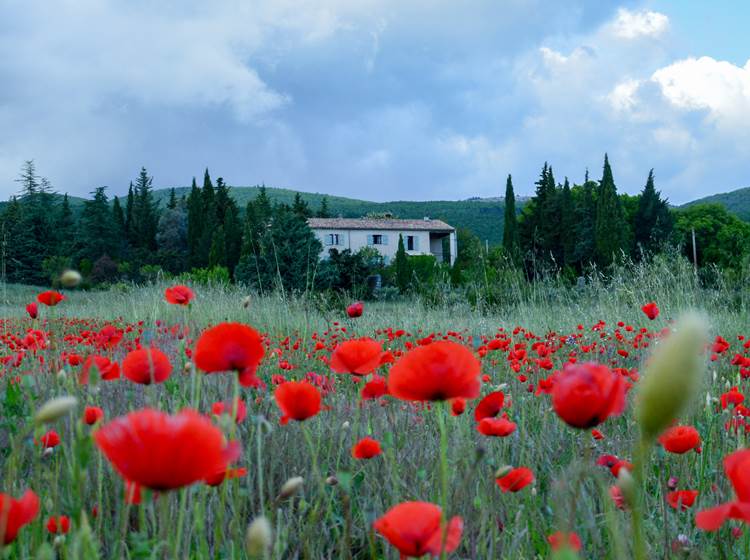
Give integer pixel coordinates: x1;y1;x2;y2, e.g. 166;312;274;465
313;229;433;263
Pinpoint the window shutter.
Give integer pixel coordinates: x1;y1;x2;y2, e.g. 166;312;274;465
367;235;374;245
414;236;420;251
382;234;389;245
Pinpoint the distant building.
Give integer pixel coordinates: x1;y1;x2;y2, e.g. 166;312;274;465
308;217;457;265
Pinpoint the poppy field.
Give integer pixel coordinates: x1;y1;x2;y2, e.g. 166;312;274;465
0;279;749;559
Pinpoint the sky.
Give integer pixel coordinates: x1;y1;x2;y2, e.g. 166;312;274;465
1;0;749;204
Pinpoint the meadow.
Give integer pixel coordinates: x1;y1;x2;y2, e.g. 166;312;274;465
0;256;749;559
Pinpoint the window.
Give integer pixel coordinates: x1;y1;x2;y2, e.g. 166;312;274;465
368;234;388;245
325;233;341;246
406;235;419;251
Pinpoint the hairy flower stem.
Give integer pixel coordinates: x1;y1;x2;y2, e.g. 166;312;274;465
631;437;650;560
437;403;450;560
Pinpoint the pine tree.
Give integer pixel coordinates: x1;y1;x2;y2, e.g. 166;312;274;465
573;173;597;267
395;234;410;293
208;226;227;269
292;192;311;218
502;174;519;257
55;193;76;257
594;154;627;265
80;187;117;263
111;195;127;258
167;187;177;210
131;167;159;251
317;196;331;218
633;169;673;256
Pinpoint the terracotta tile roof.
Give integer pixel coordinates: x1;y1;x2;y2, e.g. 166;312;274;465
307;217;455;232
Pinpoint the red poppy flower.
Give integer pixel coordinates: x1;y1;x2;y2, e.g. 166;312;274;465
697;450;750;531
125;481;143;505
658;425;701;454
80;355;120;384
25;302;38;319
37;290;64;306
352;437;382;459
477;415;516;437
361;375;388;400
274;381;322;425
642;302;659;320
46;515;70;534
496;467;534;492
373;501;463;558
610;485;627;510
667;490;698;510
450;398;466;416
722;387;745;409
165;285;195;306
547;531;582;552
37;430;60;449
211;398;247;424
94;408;240;491
330;338;383;376
592;429;605;440
474;391;505;421
194;323;265;387
0;490;39;544
346;301;364;318
551;362;626;429
84;406;105;425
122;348;173;385
387;340;481;402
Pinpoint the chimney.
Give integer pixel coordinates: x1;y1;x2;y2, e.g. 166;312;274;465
423;216;430;221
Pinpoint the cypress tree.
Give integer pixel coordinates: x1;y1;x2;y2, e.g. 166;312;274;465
395;234;410;293
80;187;117;262
55;193;76;257
292;192;311;218
186;177;203;268
573;173;597;267
167;187;177;210
208;225;227;269
560;178;575;267
197;169;217;266
634;169;673;256
125;182;134;242
502;174;519;257
594;154;627;265
131;167;159;251
111;196;126;258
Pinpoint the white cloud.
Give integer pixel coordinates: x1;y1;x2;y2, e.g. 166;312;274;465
611;8;669;39
651;57;750;124
608;79;641;112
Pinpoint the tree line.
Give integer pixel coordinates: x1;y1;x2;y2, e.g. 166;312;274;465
1;157;748;292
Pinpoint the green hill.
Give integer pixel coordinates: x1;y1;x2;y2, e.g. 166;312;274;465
681;187;750;221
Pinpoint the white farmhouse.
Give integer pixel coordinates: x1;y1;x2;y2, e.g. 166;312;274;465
308;217;457;265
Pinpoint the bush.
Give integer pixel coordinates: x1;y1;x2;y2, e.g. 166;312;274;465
180;266;231;286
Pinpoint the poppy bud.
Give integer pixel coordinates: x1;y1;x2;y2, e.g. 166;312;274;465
35;396;78;424
245;516;272;558
242;296;252;309
57;369;67;381
325;476;339;486
184;362;194;374
278;476;304;500
60;269;82;288
342;421;350;430
636;313;707;441
616;469;636;508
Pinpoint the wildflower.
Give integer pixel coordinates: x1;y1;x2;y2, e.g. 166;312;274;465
667;490;699;510
477;415;516;437
361;375;388;400
165;285;194;306
696;449;750;531
330;338;383;375
450;398;466;416
547;531;582;552
122;348;173;385
46;515;70;534
352;437;382;459
387;340;481;401
37;430;61;449
80;355;120;384
552;362;626;429
474;391;505;421
721;387;744;409
84;406;105;425
94;408;240;491
496;467;534;492
373;501;463;558
642;302;660;320
274;381;322;425
346;301;364;318
26;302;38;319
212;398;247;424
37;290;64;306
194;323;265;387
0;490;39;544
658;425;701;454
205;467;248;487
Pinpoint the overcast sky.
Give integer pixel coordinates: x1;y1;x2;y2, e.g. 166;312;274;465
1;1;748;204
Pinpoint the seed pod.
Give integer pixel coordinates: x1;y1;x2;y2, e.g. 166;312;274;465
35;397;78;424
245;516;272;558
60;269;82;288
278;476;304;500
